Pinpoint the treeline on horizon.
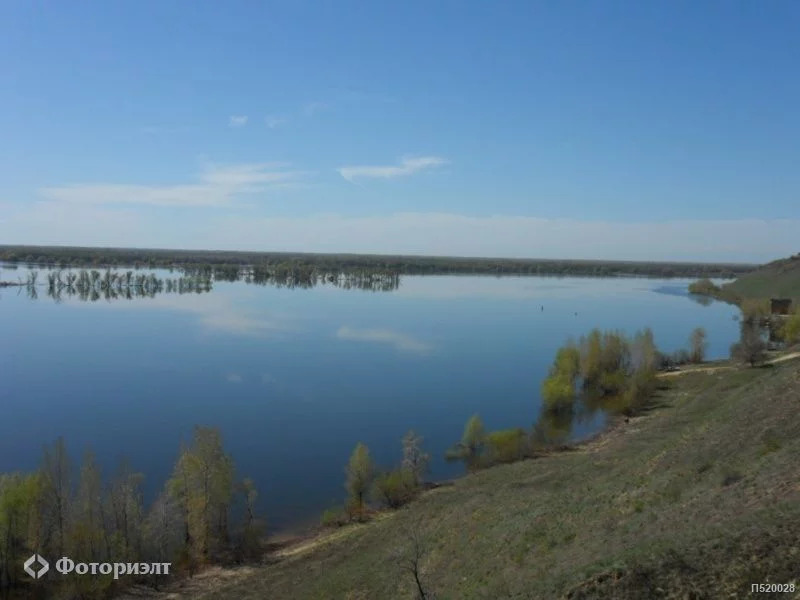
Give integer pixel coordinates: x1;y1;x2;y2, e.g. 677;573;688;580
0;427;262;599
0;245;755;279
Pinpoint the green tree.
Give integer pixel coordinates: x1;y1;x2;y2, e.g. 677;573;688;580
345;443;374;520
167;427;235;566
485;428;528;465
40;437;71;556
689;327;708;363
72;451;106;561
0;473;42;590
541;344;581;412
445;414;486;472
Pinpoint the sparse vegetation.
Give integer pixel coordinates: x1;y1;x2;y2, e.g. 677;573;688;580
730;322;767;366
158;357;800;600
0;428;260;599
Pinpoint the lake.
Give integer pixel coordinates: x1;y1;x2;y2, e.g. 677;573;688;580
1;271;741;531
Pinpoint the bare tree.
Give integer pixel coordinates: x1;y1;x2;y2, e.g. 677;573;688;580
401;431;430;488
689;327;708;363
730;322;767;367
396;524;430;600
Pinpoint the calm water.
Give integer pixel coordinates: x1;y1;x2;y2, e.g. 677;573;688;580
1;272;741;530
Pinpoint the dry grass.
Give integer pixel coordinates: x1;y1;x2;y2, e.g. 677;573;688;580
124;357;800;600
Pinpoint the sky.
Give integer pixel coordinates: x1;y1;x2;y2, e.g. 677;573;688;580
1;1;799;263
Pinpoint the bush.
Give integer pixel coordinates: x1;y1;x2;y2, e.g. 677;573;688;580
321;505;349;527
730;323;767;366
541;374;575;410
485;428;529;465
780;310;800;344
372;469;417;509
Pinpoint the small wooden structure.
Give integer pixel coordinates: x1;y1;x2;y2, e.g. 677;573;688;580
770;298;792;315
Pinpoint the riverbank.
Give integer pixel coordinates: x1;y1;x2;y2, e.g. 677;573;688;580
120;349;800;599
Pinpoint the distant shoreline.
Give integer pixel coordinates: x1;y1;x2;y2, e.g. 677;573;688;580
0;244;755;279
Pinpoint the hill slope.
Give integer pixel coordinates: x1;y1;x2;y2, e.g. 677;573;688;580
722;252;800;301
134;357;800;600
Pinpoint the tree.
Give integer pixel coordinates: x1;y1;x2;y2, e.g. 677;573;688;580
107;459;145;560
345;443;374;520
445;414;486;472
40;437;71;556
730;322;766;367
72;451;106;561
541;344;580;412
167;427;235;565
235;478;263;560
401;431;430;488
395;524;430;600
689;327;708;363
485;428;528;464
0;474;41;590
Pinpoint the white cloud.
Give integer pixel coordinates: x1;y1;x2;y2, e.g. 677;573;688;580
338;156;448;182
38;162;308;207
63;288;293;337
336;326;432;354
226;373;243;383
265;115;287;129
229;115;248;127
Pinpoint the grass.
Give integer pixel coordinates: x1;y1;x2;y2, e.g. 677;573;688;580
722;253;800;301
129;355;800;599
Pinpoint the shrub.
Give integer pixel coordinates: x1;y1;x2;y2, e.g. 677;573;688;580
321;505;349;527
780;310;800;344
730;322;767;366
446;414;486;472
485;428;528;465
372;469;417;509
541;374;575;411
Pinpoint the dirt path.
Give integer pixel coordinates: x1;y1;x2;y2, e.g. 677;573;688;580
658;351;800;378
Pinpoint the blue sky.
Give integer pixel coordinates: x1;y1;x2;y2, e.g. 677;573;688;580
1;1;798;262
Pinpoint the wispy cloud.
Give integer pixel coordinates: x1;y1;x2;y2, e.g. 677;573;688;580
265;115;287;129
338;156;448;183
38;162;309;207
229;115;248;127
303;101;328;117
336;326;432;354
226;373;243;383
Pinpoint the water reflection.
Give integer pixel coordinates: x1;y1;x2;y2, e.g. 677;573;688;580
6;266;401;303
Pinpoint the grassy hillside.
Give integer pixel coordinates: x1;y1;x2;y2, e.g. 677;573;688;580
722;253;800;301
133;356;800;599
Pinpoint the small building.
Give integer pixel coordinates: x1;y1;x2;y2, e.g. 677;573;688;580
770;298;792;315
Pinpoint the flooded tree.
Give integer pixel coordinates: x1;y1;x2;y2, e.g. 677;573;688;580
446;414;487;472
